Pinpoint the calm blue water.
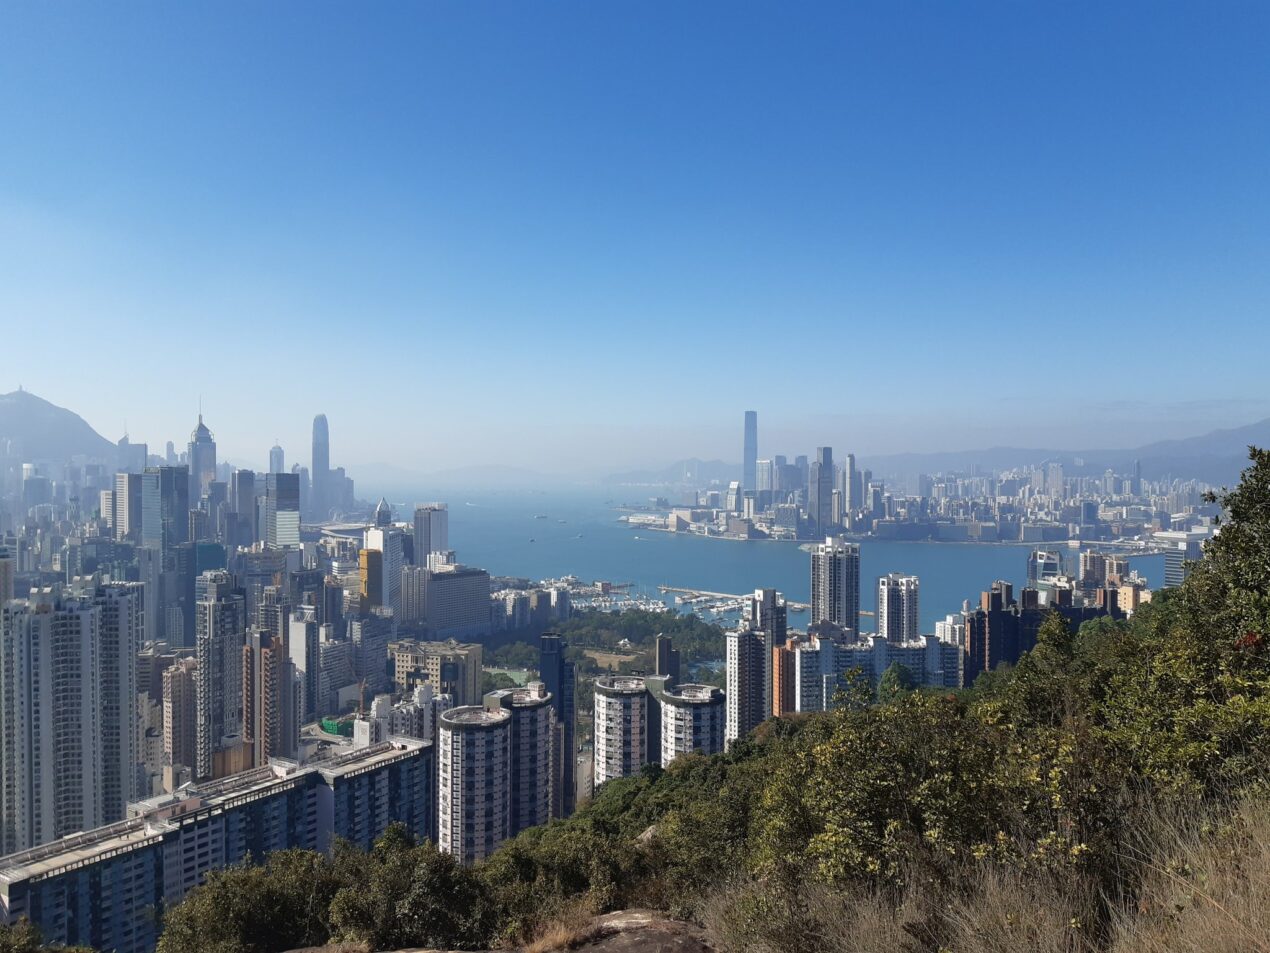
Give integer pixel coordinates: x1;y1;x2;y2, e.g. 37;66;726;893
399;490;1163;633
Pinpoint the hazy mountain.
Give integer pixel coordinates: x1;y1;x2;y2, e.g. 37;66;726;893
859;420;1270;486
612;420;1270;489
0;389;117;462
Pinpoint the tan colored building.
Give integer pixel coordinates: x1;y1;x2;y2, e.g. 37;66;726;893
389;638;483;705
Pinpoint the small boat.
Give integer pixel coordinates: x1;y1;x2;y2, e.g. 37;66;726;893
529;538;535;543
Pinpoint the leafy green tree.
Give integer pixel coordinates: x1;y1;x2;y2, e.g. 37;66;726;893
877;661;918;703
0;920;91;953
157;849;343;953
481;670;519;694
395;847;497;949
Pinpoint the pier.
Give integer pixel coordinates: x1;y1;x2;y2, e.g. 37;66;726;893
656;585;875;617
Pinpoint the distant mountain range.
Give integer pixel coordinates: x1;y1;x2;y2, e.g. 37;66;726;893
0;389;117;462
2;389;1264;489
608;420;1270;489
861;419;1270;487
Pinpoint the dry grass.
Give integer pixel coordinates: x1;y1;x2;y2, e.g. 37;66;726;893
582;649;641;669
703;795;1270;953
1108;795;1270;953
522;903;607;953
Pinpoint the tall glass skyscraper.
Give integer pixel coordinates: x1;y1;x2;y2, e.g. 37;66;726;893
311;414;329;519
742;410;757;491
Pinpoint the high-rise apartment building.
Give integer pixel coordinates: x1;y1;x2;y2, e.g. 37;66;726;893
438;706;511;864
877;573;920;644
1;591;103;853
647;678;725;766
194;571;246;780
0;740;434;953
243;631;300;767
484;683;556;836
0;545;12;603
162;658;198;790
593;676;650;787
725;628;767;749
810;537;860;633
83;580;143;821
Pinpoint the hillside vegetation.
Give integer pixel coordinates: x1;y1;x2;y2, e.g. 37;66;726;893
11;451;1270;953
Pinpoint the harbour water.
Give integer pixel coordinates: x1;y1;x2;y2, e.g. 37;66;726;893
410;489;1164;633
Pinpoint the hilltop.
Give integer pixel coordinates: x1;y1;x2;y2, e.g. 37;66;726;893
0;389;116;462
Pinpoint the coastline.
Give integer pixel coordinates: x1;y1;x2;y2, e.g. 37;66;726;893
621;520;1163;553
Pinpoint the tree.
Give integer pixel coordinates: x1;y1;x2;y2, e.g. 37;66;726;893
876;662;917;703
0;920;91;953
157;850;343;953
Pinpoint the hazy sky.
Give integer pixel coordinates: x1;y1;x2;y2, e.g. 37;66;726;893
2;2;1268;476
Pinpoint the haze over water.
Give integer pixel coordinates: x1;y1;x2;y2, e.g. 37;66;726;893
413;490;1166;633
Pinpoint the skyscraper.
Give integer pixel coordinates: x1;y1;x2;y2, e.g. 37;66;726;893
141;466;190;553
289;606;322;722
269;442;285;474
243;630;300;767
264;472;300;549
810;537;860;634
84;580;144;821
162;657;198;790
112;472;142;542
539;633;576;817
877;573;920;644
365;523;405;617
193;571;246;780
438;706;511;865
646;678;725;766
1;590;103;853
187;414;217;501
593;676;650;787
742;410;758;491
725;628;767;750
412;503;449;562
654;633;681;682
845;452;862;512
484;683;556;836
808;447;834;537
311;414;330;519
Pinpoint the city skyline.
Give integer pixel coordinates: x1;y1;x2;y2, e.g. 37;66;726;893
3;4;1270;470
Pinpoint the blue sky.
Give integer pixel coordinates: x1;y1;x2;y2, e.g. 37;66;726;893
1;2;1268;475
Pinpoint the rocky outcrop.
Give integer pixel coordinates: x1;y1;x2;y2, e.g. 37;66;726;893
287;909;717;953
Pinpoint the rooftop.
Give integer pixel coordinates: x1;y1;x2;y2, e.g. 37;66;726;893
441;705;511;728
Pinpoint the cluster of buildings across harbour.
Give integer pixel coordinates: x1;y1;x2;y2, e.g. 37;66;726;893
628;411;1219;548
